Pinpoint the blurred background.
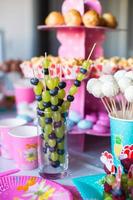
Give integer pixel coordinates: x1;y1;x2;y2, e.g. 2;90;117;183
0;0;132;61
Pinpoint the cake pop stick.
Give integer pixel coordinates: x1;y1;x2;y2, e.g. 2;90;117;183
101;98;110;114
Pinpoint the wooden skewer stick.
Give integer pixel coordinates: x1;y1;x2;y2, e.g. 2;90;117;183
101;98;110;114
104;97;112;112
87;43;97;60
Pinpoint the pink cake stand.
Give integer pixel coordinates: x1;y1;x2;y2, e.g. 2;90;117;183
36;0;126;151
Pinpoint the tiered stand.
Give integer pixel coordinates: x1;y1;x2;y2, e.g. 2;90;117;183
37;0;125;151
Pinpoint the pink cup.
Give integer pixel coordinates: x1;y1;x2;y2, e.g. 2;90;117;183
14;79;35;106
0;118;26;159
9;126;39;170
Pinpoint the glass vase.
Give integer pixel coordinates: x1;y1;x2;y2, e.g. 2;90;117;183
37;110;68;179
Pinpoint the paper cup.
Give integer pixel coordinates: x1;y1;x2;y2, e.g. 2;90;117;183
110;116;133;167
14;79;35;106
9;126;39;170
0;118;26;159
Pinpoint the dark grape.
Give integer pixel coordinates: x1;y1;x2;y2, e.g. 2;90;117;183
51;105;58;111
58;81;66;89
37;109;44;117
48;132;56;139
74;80;81;87
43;101;51;108
58;99;64;106
36;95;42;101
45;118;52;124
67;95;74;102
30;78;39;85
57;149;65;155
49;146;57;152
49;87;58;96
54;121;62;128
43;68;49;75
80;68;87;74
51;161;60;168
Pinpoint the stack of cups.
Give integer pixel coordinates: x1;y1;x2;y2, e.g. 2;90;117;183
0;118;39;170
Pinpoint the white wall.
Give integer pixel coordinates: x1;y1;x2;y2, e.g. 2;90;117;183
0;0;35;60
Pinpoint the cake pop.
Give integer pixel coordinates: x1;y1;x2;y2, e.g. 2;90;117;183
91;80;104;98
99;74;115;83
102;81;119;97
118;77;133;93
86;78;99;93
114;70;126;81
125;70;133;80
124;86;133;102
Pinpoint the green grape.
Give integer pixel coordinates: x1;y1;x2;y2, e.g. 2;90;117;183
61;101;70;112
44;124;52;134
69;85;78;95
104;196;112;200
48;139;56;147
58;89;66;99
128;179;133;187
39;116;45;128
55;127;64;138
51;96;58;105
42;91;51;102
82;60;90;70
51;152;59;161
34;82;43;95
59;155;65;164
121;174;128;184
58;141;64;150
46;78;56;90
54;77;60;87
45;108;52;118
44;133;49;142
38;101;44;110
53;111;61;122
106;175;115;186
77;73;85;81
42;57;51;69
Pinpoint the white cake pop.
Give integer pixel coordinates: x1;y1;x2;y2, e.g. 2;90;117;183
125;71;133;80
114;70;126;81
102;81;119;97
86;78;99;93
99;74;115;83
124;86;133;102
91;80;104;98
118;77;133;93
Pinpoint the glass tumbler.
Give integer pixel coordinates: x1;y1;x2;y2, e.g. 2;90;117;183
37;109;68;179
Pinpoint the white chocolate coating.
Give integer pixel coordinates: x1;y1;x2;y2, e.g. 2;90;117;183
125;70;133;80
124;86;133;102
114;70;126;81
99;74;115;82
86;78;98;93
118;77;133;93
91;80;104;98
102;82;119;97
